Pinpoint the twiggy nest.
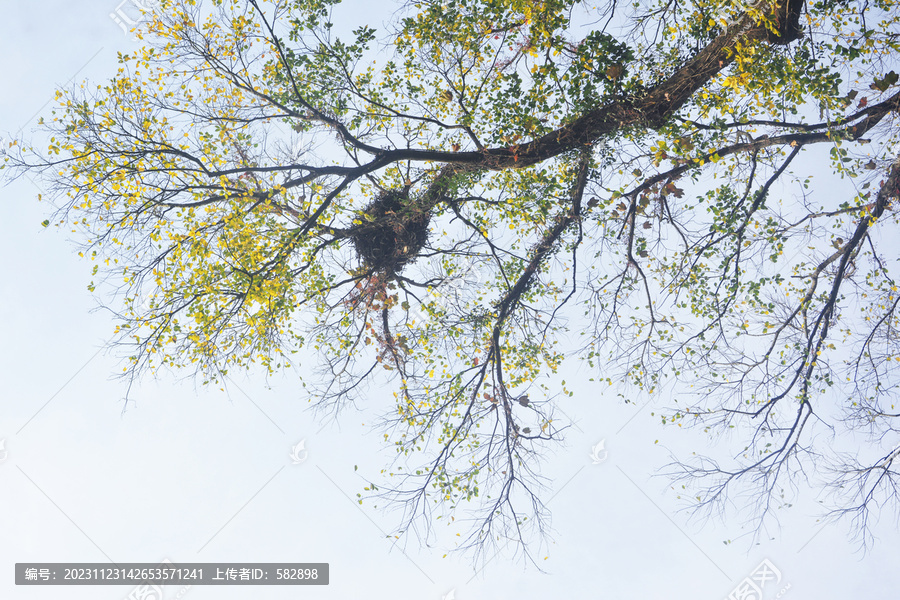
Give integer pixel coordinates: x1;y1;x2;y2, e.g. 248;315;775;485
352;189;431;273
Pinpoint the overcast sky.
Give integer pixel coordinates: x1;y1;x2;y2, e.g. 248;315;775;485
2;1;899;599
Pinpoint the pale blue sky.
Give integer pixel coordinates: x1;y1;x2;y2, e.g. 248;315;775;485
2;1;899;599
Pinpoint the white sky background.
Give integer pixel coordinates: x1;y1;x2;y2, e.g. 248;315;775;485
2;1;899;598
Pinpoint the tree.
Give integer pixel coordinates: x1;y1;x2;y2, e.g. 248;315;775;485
5;0;900;563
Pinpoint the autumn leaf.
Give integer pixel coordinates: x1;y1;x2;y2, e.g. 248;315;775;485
870;71;899;92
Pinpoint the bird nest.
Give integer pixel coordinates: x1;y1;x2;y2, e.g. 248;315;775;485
351;189;431;274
